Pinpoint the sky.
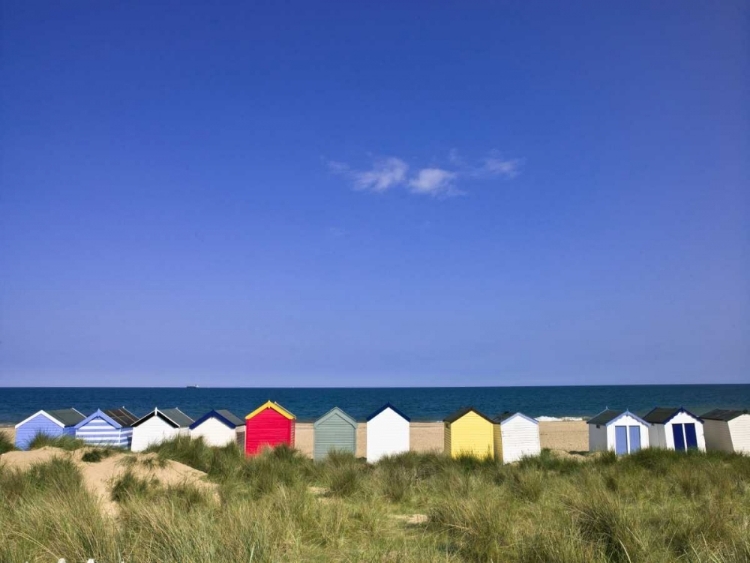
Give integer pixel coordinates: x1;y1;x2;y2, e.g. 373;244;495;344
1;1;748;387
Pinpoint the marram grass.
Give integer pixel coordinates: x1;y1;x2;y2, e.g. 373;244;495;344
1;438;749;562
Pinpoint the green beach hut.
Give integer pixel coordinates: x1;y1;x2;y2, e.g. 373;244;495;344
313;407;357;461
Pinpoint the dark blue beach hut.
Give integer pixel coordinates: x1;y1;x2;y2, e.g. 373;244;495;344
14;408;86;450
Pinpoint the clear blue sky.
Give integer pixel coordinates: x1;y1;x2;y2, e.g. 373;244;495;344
1;1;748;387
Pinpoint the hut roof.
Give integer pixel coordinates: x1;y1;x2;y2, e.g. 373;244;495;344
133;407;193;428
103;407;138;427
587;409;623;425
443;406;494;424
494;412;538;425
643;407;702;425
315;407;357;427
700;409;749;422
190;409;244;429
47;408;86;427
589;409;649;427
366;403;411;422
246;401;295;420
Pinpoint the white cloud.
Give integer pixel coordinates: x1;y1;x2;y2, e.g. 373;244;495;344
408;168;459;196
351;157;409;192
480;156;522;178
328;150;522;197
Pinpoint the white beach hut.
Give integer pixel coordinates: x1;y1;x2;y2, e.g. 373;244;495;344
700;409;750;454
587;409;650;455
366;403;410;463
131;408;193;452
493;412;541;463
189;409;244;447
643;407;705;452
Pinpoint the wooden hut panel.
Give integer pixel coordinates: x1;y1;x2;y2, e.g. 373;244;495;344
245;403;295;455
15;412;63;450
314;408;357;461
366;405;410;463
75;412;132;448
499;414;540;463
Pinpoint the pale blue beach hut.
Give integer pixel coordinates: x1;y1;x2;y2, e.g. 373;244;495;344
74;408;138;448
14;408;85;450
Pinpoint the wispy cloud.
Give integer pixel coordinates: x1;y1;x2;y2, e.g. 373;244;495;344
328;150;522;197
408;168;459;196
479;155;522;178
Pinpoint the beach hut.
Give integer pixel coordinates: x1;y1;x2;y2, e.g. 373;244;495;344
587;409;650;455
14;408;85;450
245;401;296;455
74;408;137;448
130;407;193;452
190;409;244;447
366;403;410;463
313;407;357;461
643;407;705;452
443;407;494;459
493;412;541;463
700;409;750;454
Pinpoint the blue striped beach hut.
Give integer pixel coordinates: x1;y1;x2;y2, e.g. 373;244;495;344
14;408;85;450
74;408;138;448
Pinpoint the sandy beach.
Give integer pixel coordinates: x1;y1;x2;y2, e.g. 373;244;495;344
1;419;589;456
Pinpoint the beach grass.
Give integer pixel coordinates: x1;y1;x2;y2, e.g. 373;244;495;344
0;431;14;454
1;440;749;562
28;433;86;451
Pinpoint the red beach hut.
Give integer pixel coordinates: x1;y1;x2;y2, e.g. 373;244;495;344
245;400;296;455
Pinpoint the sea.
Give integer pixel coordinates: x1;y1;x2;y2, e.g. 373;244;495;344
1;385;749;424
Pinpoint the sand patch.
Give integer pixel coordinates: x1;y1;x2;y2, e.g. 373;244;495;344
539;420;588;452
0;446;217;516
390;513;428;525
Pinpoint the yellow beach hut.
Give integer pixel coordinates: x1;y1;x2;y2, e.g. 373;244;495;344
443;407;495;459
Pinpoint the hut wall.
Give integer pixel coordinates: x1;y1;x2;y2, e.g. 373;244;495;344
15;413;62;450
605;414;649;453
131;417;179;452
314;411;356;461
191;417;237;447
500;416;541;463
664;412;705;451
728;415;750;454
366;408;409;463
589;424;607;452
245;408;294;455
76;416;131;448
447;412;494;458
703;419;734;453
493;424;503;460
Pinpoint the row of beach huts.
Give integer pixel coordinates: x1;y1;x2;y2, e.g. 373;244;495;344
12;402;750;462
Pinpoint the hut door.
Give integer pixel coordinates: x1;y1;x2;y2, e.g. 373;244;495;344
614;426;628;455
672;424;686;451
684;424;698;449
628;426;641;453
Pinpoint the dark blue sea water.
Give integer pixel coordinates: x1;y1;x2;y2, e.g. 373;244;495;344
1;385;749;424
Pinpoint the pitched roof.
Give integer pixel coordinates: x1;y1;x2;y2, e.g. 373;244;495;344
245;400;295;420
366;403;411;422
587;409;623;425
700;409;749;422
47;408;86;427
190;409;244;430
103;407;138;427
643;407;702;424
443;406;494;424
133;407;193;428
160;408;193;427
494;412;538;425
314;406;357;427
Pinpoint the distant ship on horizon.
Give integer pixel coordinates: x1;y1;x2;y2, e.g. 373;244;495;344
186;384;199;389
